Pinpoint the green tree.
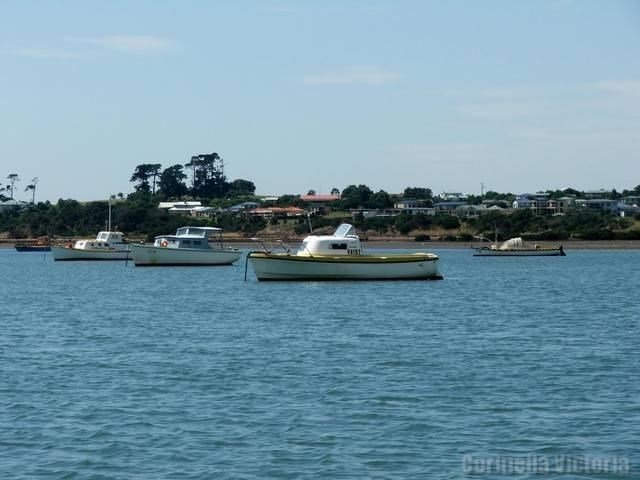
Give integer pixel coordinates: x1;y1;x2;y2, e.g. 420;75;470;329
229;179;256;196
130;165;155;193
277;194;303;207
403;187;432;200
184;156;200;191
6;174;19;199
186;153;228;198
149;164;162;195
341;184;373;209
158;164;188;199
434;215;460;230
370;190;393;209
24;177;38;204
562;187;583;197
330;187;340;196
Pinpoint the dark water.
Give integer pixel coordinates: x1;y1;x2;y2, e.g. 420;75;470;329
1;248;639;479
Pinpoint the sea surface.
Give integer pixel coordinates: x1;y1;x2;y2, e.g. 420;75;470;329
1;248;639;479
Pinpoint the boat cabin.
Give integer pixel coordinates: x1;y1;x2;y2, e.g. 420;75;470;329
74;231;125;249
297;223;363;256
153;226;224;250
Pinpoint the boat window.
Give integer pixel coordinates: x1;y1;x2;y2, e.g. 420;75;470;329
331;243;348;250
193;240;202;245
182;240;192;245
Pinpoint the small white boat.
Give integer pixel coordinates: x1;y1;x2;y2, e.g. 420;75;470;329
51;196;131;261
130;226;242;266
473;237;565;257
248;224;442;281
51;231;130;261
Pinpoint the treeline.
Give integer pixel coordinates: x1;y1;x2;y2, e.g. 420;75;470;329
1;174;39;202
129;153;256;200
288;208;640;240
0;196;268;240
2;152;640;241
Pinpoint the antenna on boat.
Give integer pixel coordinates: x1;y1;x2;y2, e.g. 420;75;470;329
108;194;113;231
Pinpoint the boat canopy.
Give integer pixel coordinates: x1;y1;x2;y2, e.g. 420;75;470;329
333;224;357;238
499;237;525;250
296;224;363;256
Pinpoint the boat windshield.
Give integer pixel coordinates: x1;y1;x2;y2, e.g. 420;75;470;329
333;224;357;237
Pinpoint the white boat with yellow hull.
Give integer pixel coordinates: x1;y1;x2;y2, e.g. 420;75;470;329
473;237;565;257
248;224;442;281
130;226;241;266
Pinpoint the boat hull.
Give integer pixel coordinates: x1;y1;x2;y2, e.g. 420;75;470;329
473;247;565;257
248;252;442;281
51;245;130;261
15;245;51;252
130;244;242;266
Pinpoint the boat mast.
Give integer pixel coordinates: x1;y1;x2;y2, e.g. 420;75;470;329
108;195;112;231
307;212;313;233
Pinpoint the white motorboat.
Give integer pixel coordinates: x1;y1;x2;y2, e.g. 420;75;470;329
51;231;131;261
473;237;565;256
247;224;442;281
130;226;242;266
51;196;130;261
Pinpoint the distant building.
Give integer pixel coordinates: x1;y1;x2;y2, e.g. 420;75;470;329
618;203;640;218
300;194;341;202
394;199;434;215
190;206;223;218
513;193;558;215
301;194;340;215
584;189;613;199
158;201;202;215
554;197;575;214
228;201;260;213
158;201;201;209
575;199;618;212
621;196;640;206
456;204;488;218
0;199;29;212
441;192;468;201
350;208;400;220
247;207;305;219
433;201;468;215
512;195;533;209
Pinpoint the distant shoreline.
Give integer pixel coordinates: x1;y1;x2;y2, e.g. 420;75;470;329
2;238;639;250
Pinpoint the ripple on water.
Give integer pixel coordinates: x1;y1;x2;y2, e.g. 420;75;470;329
0;249;639;478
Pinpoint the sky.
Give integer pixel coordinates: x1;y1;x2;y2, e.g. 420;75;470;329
1;0;639;202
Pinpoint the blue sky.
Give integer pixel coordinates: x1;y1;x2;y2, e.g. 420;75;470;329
1;0;639;202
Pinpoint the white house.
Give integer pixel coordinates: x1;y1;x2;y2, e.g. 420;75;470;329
0;199;29;211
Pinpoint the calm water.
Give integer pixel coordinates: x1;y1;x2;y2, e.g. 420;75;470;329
1;248;639;479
